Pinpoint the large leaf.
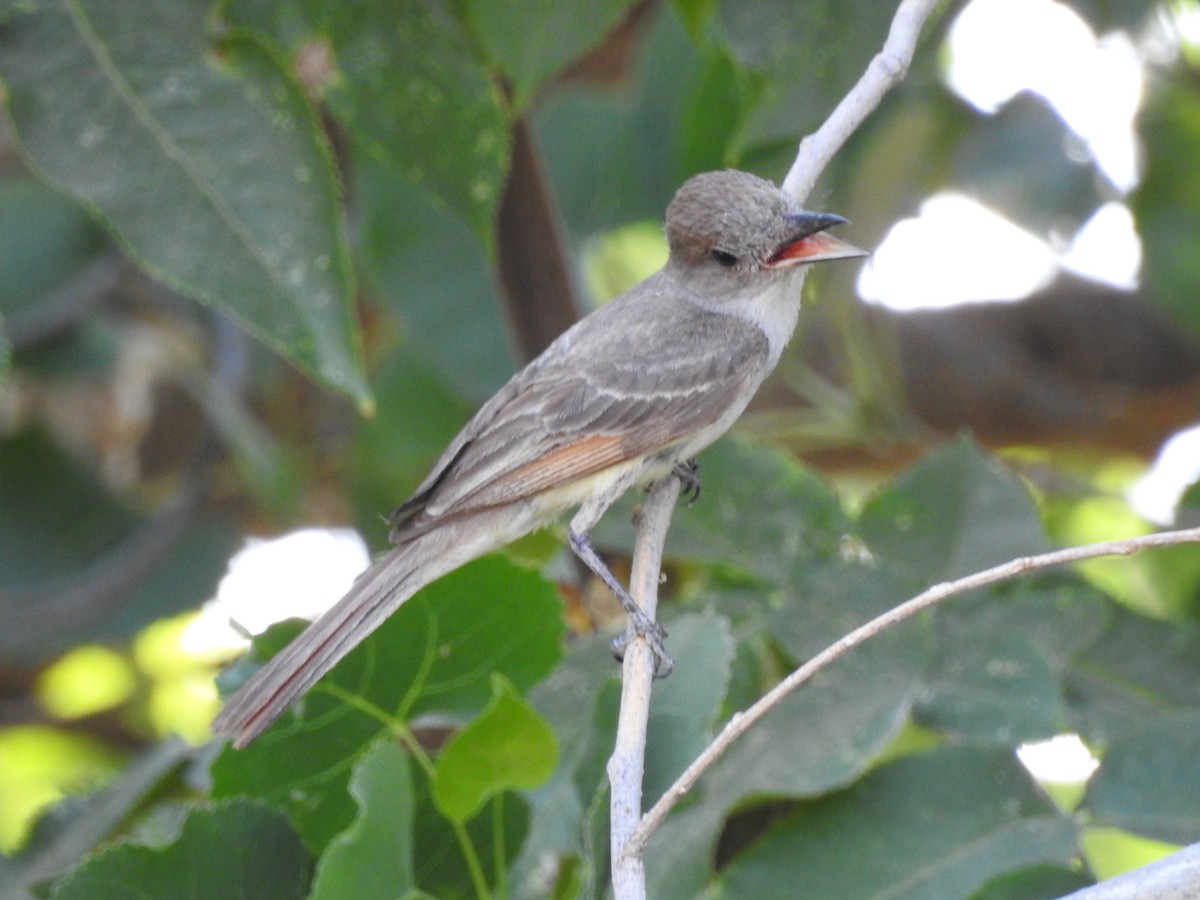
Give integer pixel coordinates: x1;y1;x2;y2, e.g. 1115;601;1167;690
711;0;897;148
0;0;369;407
0;177;105;328
465;0;639;110
914;578;1109;745
1063;606;1200;746
0;430;240;662
510;613;735;897
715;746;1078;899
324;0;508;241
1082;710;1200;845
857;436;1049;583
50;800;309;900
355;152;514;398
535;5;712;237
225;0;509;239
951;92;1099;233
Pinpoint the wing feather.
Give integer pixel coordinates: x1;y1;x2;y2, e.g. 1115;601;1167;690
390;291;771;539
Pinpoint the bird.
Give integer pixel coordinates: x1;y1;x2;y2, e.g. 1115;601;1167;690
213;169;867;748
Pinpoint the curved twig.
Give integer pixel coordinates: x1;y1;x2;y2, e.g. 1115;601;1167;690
781;0;941;206
623;526;1200;856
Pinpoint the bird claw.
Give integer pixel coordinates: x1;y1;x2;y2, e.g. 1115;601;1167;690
610;613;674;678
673;458;701;506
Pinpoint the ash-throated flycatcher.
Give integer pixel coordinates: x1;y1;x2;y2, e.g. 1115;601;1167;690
214;169;866;747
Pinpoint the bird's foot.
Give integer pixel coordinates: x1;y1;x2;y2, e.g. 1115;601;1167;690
610;609;674;678
673;458;701;506
568;528;674;678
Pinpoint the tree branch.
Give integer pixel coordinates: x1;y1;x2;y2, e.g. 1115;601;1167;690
624;525;1200;855
781;0;940;206
608;476;681;897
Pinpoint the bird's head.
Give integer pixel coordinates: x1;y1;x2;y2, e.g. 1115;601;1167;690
664;169;867;290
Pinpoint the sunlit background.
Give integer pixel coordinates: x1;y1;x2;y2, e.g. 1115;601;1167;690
7;0;1200;865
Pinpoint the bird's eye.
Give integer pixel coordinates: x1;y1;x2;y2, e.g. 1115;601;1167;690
711;249;739;268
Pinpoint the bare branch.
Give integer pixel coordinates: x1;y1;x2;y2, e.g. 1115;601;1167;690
781;0;941;205
609;475;681;897
607;0;947;879
625;525;1200;856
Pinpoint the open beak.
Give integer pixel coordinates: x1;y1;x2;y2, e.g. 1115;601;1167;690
767;212;869;268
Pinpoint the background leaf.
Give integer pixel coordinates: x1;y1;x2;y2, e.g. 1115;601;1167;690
50;800;309;900
0;0;368;405
715;746;1078;900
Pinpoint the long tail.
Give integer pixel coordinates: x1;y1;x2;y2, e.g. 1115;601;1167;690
212;519;496;748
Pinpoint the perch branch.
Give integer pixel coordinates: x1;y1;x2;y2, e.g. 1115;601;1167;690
609;475;681;898
781;0;940;205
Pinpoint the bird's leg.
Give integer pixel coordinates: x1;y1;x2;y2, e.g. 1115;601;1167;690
673;457;701;505
567;528;674;678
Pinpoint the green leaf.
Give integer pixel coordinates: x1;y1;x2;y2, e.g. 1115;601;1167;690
1135;77;1200;336
433;674;557;823
968;864;1092;900
510;612;735;896
704;631;922;807
643;612;736;800
0;0;370;407
0;430;139;588
465;0;639;110
917;631;1064;745
50;799;309;900
324;1;508;240
311;738;415;900
355;152;513;398
0;177;105;327
858;436;1049;583
716;746;1078;899
225;0;509;238
1082;710;1200;844
915;578;1110;745
711;0;897;147
412;775;530;898
1064;607;1200;746
646;631;923;897
0;430;241;663
534;5;707;235
211;555;563;852
510;633;618;893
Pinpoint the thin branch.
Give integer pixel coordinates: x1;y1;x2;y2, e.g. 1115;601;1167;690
608;0;945;878
609;475;681;898
623;525;1200;856
781;0;941;205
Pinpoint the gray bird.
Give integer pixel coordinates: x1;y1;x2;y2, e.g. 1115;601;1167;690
213;169;867;748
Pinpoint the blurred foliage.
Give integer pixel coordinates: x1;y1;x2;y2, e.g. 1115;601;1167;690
2;0;1200;897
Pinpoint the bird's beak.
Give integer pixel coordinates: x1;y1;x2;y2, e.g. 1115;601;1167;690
767;212;869;268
